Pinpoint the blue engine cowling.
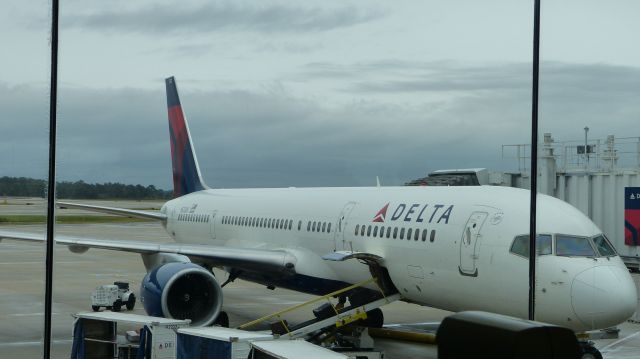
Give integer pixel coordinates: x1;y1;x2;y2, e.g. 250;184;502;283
140;262;223;326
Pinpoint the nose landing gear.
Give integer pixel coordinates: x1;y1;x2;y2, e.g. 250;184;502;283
578;341;602;359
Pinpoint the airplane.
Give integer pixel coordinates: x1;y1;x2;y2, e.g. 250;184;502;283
0;77;636;337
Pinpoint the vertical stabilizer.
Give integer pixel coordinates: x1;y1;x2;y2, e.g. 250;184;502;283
166;76;208;197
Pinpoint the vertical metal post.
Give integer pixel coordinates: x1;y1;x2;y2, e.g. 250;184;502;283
529;0;541;321
584;126;589;167
44;0;59;357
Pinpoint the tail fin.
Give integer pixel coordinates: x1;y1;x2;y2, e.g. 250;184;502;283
166;76;208;198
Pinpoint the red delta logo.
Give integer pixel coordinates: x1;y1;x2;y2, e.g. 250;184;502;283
373;203;389;222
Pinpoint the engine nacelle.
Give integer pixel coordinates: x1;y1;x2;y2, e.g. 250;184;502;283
140;262;222;326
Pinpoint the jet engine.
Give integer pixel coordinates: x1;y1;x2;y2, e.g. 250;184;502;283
140;262;222;326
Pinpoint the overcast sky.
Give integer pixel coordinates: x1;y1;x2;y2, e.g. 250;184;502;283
1;0;640;190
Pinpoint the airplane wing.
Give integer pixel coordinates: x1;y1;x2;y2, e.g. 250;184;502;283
57;201;166;221
0;230;296;274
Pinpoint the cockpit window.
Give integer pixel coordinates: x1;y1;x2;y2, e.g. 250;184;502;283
555;235;596;257
592;235;617;257
509;234;552;258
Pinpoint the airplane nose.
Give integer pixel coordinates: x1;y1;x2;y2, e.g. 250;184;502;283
571;265;637;330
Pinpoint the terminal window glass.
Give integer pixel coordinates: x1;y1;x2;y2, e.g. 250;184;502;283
592;235;617;257
556;235;596;257
510;234;552;258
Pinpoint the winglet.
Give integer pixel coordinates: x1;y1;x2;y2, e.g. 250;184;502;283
166;76;208;197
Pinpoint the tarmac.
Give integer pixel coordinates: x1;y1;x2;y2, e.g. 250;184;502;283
0;198;638;358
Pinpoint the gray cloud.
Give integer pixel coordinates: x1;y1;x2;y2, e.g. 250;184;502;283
62;3;385;34
2;61;639;190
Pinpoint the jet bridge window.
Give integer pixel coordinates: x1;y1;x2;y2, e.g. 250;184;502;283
593;235;617;257
556;235;596;257
510;234;552;258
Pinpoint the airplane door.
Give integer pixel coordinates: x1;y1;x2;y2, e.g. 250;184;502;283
209;210;218;240
459;211;488;277
334;202;356;251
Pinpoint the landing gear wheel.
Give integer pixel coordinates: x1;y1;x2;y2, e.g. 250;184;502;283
579;341;602;359
126;294;136;310
214;311;230;328
360;308;384;328
91;305;100;312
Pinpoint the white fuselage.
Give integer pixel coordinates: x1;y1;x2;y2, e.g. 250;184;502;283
161;185;637;332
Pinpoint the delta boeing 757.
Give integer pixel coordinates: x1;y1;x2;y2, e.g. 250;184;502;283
1;77;636;336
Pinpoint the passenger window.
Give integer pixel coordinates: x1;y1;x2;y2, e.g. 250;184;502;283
327;223;331;233
355;224;360;235
361;225;366;236
414;228;419;241
430;230;435;242
322;222;327;232
289;220;293;230
307;221;311;231
312;221;317;232
400;228;405;239
407;228;412;240
556;235;596;257
386;227;391;238
393;227;398;239
593;235;616;257
298;220;302;231
422;229;427;241
373;226;378;237
367;226;372;237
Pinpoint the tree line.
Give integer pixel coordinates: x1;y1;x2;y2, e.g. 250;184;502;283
0;176;171;200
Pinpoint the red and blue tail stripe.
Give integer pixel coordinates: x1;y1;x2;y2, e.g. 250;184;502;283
166;77;207;198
